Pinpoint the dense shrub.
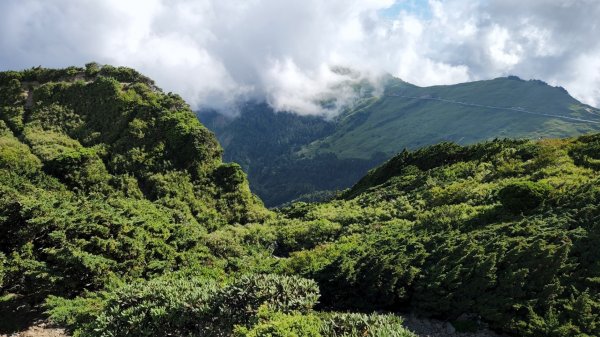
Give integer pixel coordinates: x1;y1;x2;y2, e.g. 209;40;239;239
274;219;342;256
213;274;320;328
0;125;42;175
569;134;600;170
498;180;552;213
77;277;218;337
48;274;321;337
320;312;414;337
234;309;323;337
0;66;267;303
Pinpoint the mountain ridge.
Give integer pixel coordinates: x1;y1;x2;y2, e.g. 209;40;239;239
201;75;600;205
301;75;600;159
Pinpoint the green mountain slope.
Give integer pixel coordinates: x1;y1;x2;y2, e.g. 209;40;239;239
199;104;386;207
303;76;600;159
276;135;600;336
0;64;269;304
0;65;417;337
201;76;600;206
2;65;599;337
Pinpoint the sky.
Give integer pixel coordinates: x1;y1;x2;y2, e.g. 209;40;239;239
1;0;599;116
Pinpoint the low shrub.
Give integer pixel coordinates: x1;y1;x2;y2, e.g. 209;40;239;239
498;180;552;213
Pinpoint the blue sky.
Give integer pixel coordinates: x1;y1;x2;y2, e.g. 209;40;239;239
380;0;433;19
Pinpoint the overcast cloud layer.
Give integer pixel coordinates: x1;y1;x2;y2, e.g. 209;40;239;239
1;0;599;115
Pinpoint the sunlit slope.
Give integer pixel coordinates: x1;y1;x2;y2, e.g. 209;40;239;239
303;76;600;159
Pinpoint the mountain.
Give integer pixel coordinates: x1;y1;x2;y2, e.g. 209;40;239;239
1;65;599;337
0;65;417;337
304;76;600;158
201;76;600;206
199;103;386;207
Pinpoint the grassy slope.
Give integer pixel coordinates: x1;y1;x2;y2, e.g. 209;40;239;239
303;77;600;159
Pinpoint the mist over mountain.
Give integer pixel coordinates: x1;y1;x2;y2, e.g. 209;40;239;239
202;75;600;206
1;0;600;115
2;1;600;336
3;66;600;337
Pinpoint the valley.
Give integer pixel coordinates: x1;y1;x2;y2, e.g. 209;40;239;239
202;76;600;206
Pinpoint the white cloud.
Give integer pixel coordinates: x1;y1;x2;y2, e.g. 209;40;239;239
0;0;599;114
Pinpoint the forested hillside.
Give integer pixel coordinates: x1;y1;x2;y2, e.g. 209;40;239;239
1;66;599;337
199;104;386;206
0;66;415;337
274;135;600;336
202;76;600;206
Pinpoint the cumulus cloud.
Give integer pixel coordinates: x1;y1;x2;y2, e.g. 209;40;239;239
0;0;599;115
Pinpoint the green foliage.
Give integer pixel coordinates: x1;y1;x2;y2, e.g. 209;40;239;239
214;274;320;328
320;312;415;337
48;274;321;337
0;124;42;175
77;277;218;337
569;133;600;170
84;62;100;77
45;295;107;329
3;65;600;337
275;138;600;337
234;308;323;337
274;219;342;256
0;66;268;304
498;180;552;213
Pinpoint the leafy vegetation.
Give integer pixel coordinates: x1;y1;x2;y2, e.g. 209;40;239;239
0;65;268;304
273;137;600;336
2;66;600;337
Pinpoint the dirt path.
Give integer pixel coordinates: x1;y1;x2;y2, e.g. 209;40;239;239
0;323;67;337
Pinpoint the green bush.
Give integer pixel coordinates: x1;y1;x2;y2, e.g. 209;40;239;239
234;308;323;337
44;147;111;190
320;312;415;337
52;277;218;337
47;274;321;337
498;180;552;213
214;274;320;328
0;129;42;175
84;62;100;77
274;219;342;256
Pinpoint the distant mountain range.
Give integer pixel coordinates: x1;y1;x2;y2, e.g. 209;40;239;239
199;76;600;206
